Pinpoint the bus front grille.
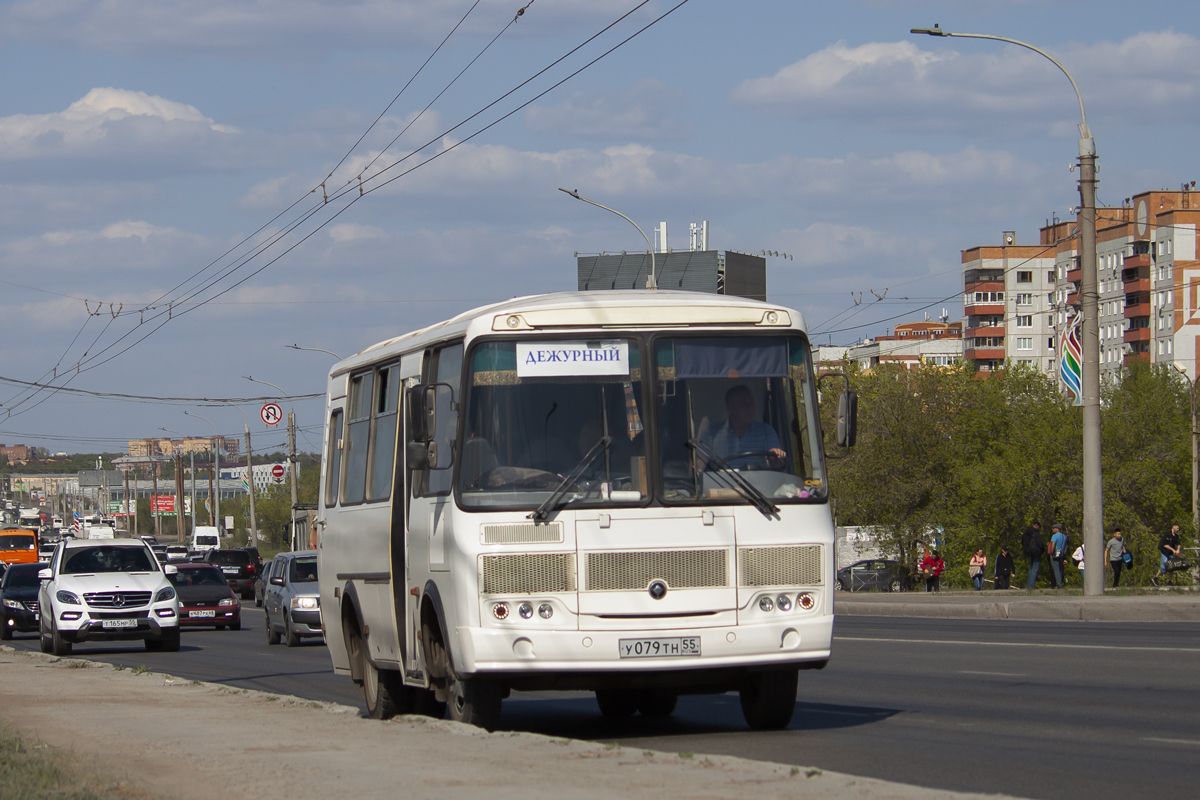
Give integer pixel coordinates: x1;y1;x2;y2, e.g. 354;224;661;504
738;545;823;587
584;549;728;592
480;553;576;594
481;522;564;545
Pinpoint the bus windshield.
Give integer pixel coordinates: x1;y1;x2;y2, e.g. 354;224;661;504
459;339;647;510
457;334;826;511
654;335;826;505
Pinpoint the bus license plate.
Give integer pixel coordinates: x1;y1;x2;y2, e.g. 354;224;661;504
618;637;701;659
101;619;137;629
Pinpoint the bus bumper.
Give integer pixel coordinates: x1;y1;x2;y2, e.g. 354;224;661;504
454;614;833;676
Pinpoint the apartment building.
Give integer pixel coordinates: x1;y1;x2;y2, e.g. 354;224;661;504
842;320;964;371
127;437;240;458
961;234;1057;374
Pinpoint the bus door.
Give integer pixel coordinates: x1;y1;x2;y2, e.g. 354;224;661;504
402;342;462;675
390;352;422;677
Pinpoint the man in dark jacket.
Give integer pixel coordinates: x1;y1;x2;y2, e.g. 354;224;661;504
995;546;1015;590
1022;522;1045;589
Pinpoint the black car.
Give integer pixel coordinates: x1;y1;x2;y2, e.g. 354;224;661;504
836;559;909;592
1;561;47;639
236;546;264;573
168;564;242;630
202;549;257;600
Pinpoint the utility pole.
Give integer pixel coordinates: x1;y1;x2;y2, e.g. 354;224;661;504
123;469;131;536
151;461;161;539
287;409;299;550
245;427;258;548
188;450;196;529
207;449;215;526
174;453;186;543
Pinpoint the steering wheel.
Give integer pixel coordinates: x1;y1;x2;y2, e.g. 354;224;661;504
714;450;776;471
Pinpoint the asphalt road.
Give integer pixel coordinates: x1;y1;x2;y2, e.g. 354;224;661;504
9;609;1199;800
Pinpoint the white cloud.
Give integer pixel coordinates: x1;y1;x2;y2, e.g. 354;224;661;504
525;80;692;140
730;31;1200;136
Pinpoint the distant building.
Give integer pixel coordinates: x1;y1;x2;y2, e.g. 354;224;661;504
127;437;239;458
0;444;33;463
845;320;964;371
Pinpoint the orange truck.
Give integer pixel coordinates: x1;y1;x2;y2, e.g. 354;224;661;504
0;529;39;566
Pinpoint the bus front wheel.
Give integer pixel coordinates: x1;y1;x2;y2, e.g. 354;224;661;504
446;671;502;730
739;668;798;730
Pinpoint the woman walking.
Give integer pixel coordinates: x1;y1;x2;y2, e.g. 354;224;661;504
969;549;988;591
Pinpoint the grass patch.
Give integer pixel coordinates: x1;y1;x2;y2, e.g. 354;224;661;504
0;724;143;799
131;665;150;675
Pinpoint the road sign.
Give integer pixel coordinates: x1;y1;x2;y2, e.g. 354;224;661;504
271;464;286;481
260;402;283;426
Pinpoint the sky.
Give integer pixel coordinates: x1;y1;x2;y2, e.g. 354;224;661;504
1;0;1198;453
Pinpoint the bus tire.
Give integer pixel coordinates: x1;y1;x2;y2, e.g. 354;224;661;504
638;690;678;717
363;660;405;720
446;671;502;730
595;689;639;718
412;688;446;719
739;668;798;730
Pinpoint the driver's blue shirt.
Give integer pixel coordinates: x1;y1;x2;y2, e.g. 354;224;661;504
702;421;782;467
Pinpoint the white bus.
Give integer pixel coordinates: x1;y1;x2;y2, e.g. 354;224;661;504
318;290;856;730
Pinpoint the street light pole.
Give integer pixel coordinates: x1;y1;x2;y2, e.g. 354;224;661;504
183;410;222;538
245;375;301;550
911;24;1104;596
558;187;657;289
227;404;259;549
286;344;342;359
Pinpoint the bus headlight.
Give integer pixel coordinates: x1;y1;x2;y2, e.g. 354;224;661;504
538;603;554;619
797;592;816;610
492;603;510;620
776;594;792;612
758;596;774;612
518;603;533;619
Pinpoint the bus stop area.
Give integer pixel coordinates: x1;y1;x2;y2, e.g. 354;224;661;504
835;589;1200;622
1;645;1021;800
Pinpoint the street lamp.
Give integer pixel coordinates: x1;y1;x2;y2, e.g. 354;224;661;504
182;410;223;533
558;187;657;289
286;343;342;359
911;24;1103;596
1172;365;1199;532
245;375;301;550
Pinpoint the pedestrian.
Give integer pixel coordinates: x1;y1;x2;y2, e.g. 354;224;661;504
1071;543;1085;587
1048;524;1068;589
969;548;987;591
994;546;1014;589
1022;521;1045;589
1152;523;1183;586
921;549;945;592
1106;528;1127;588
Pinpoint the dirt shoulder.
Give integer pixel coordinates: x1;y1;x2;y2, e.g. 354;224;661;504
2;646;1023;800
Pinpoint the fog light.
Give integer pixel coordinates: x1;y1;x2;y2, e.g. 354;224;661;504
776;594;792;611
758;596;774;612
60;611;81;620
797;592;815;610
492;603;510;620
518;603;533;619
538;603;554;619
156;608;176;617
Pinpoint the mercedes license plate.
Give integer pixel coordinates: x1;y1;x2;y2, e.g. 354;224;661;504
618;637;701;659
190;610;215;618
101;619;137;629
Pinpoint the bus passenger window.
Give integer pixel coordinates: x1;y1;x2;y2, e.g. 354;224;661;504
367;364;400;501
342;372;373;504
324;409;343;507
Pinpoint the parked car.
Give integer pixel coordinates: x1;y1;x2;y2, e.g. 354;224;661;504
202;549;256;600
1;561;48;639
167;564;241;630
263;552;322;647
835;559;909;592
38;539;180;654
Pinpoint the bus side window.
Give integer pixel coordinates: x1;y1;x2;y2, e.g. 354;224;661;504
416;342;463;497
325;409;344;508
342;372;374;505
367;363;401;501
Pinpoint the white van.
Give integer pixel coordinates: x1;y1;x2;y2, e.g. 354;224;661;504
190;526;221;554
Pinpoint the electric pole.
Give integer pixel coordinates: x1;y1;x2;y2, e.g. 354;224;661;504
245;427;258;548
287;409;299;550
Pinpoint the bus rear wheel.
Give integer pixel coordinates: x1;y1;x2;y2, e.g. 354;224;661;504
739;668;798;730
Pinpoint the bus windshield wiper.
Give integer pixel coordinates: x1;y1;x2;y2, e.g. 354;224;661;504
529;435;612;522
687;438;779;519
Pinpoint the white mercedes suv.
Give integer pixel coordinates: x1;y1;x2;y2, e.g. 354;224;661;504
39;538;180;655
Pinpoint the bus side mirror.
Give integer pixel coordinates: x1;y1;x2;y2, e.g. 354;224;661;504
406;440;431;470
837;391;858;448
407;385;433;442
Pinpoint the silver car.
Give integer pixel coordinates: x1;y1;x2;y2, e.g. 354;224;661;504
263;552;322;647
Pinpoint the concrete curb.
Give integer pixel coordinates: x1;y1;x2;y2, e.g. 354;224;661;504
836;596;1200;622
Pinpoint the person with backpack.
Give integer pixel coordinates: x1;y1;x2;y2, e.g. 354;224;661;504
1106;529;1128;587
1022;521;1045;589
1152;523;1183;586
1048;524;1068;589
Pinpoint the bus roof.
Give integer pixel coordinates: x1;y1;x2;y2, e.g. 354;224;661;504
330;290;804;378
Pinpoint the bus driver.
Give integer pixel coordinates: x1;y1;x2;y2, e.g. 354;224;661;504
701;385;785;469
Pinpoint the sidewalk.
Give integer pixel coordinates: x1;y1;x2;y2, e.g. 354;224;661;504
0;646;1026;800
835;589;1200;622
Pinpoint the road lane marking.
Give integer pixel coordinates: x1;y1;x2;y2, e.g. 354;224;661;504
834;636;1200;653
958;670;1028;677
1141;737;1200;746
